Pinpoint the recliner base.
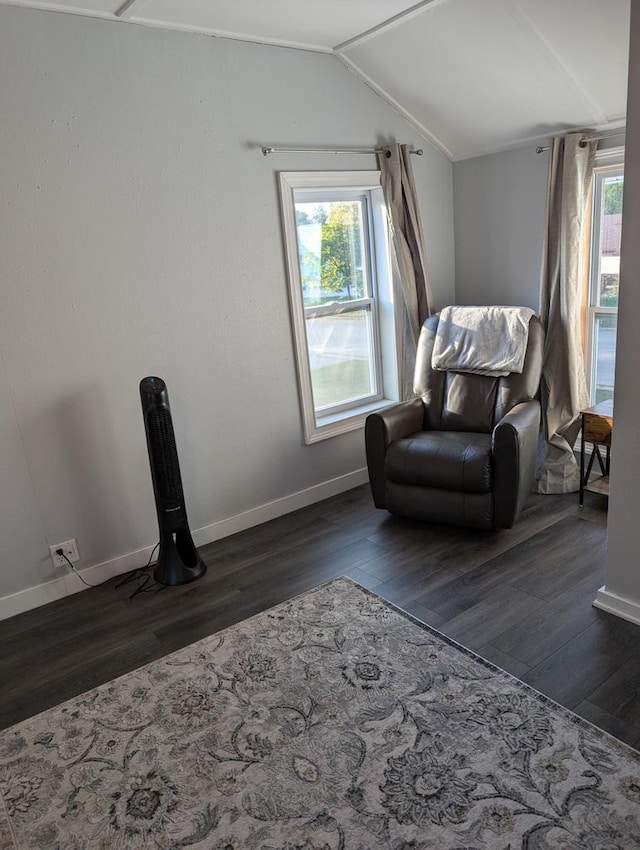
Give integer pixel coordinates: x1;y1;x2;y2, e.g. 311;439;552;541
385;482;495;530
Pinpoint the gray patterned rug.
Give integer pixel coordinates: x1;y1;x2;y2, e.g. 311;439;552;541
1;577;639;850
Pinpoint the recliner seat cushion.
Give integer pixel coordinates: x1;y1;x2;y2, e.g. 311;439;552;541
385;431;493;493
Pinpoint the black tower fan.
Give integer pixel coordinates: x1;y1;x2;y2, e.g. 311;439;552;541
139;377;206;586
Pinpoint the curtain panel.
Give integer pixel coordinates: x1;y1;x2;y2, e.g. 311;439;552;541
535;133;597;493
378;144;434;398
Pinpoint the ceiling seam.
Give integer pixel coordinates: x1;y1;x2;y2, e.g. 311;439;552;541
115;0;148;19
117;19;335;53
334;0;452;53
0;0;118;22
502;0;608;126
453;118;628;163
0;0;337;51
335;52;454;161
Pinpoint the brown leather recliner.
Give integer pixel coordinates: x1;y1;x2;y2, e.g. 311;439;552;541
365;313;544;530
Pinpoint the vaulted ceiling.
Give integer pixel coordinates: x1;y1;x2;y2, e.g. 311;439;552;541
1;0;630;160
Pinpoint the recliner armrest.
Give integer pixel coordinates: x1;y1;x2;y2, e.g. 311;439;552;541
365;399;424;508
368;399;424;445
492;400;541;528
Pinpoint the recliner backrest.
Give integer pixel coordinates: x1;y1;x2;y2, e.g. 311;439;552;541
413;313;544;433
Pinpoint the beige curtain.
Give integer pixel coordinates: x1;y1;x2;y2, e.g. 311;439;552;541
378;143;434;398
535;133;597;494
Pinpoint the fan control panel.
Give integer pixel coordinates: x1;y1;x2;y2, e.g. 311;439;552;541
140;376;166;395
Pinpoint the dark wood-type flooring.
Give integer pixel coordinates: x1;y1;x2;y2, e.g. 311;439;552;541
2;485;639;750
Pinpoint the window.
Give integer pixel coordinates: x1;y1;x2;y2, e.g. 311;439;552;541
585;152;624;405
279;171;399;443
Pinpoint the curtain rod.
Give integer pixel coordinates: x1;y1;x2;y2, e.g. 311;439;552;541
535;129;625;154
260;145;423;158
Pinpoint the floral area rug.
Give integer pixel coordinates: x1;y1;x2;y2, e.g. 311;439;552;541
1;577;640;850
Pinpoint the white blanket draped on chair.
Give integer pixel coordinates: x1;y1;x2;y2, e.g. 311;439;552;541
431;305;535;377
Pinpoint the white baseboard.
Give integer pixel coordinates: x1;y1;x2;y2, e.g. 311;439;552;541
0;468;369;622
593;585;640;626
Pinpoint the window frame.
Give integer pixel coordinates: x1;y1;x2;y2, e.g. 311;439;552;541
279;171;400;444
584;148;624;405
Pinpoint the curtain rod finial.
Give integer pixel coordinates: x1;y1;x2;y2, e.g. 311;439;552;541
261;146;273;156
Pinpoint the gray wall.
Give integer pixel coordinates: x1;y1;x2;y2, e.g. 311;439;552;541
0;6;455;608
602;0;640;616
453;144;549;309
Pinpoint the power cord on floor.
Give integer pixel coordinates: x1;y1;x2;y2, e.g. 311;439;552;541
57;543;166;599
114;543;166;599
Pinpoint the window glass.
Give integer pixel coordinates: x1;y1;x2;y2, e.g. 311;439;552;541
591;313;616;404
586;160;623;405
279;171;398;443
295;200;367;306
597;173;622;308
306;307;377;410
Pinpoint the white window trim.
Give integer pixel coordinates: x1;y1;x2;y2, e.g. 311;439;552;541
585;147;624;405
279;171;400;444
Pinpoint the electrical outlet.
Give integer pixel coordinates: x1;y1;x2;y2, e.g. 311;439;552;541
50;539;80;568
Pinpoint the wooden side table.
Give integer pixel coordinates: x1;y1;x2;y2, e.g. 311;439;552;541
579;399;613;507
